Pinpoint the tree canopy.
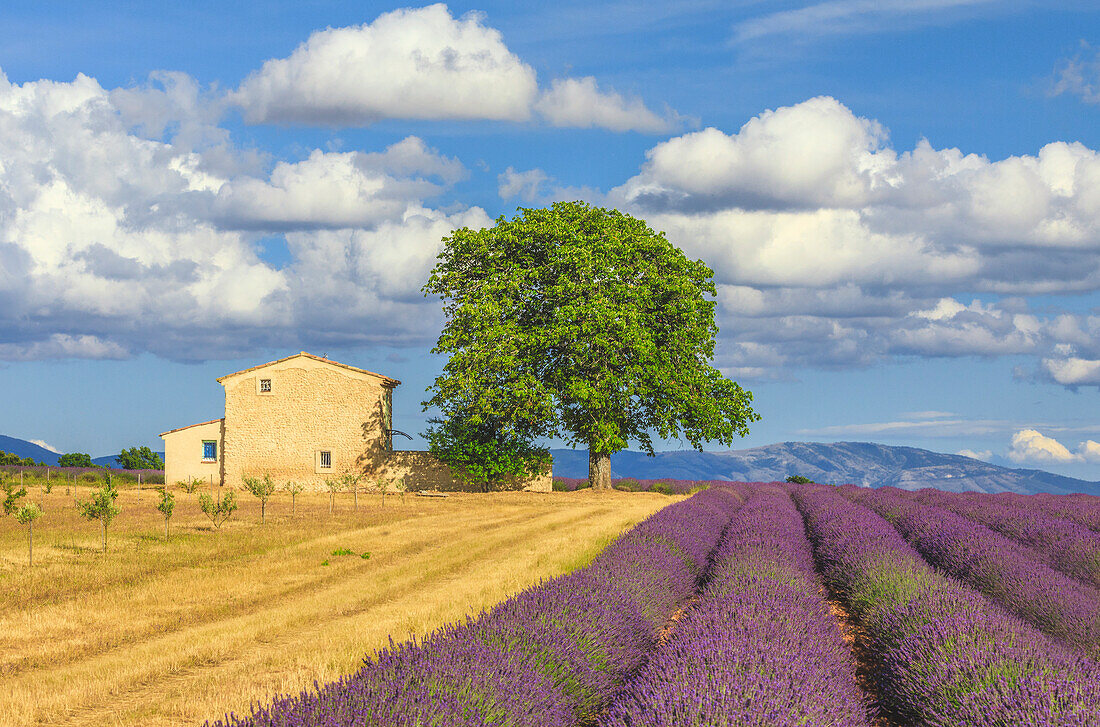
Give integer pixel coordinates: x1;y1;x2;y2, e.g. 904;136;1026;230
423;201;759;488
58;452;94;468
0;451;42;466
116;446;164;470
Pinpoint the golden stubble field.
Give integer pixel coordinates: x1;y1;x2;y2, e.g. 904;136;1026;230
0;481;674;726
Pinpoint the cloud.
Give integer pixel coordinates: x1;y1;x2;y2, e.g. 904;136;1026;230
609;96;1100;382
230;4;677;133
232;5;537;125
498;166;550;201
1078;440;1100;462
0;67;488;362
534;77;681;133
29;439;61;454
1040;356;1100;387
1051;42;1100;105
733;0;1002;44
211;138;465;231
798;418;1017;438
956;449;992;461
1006;429;1080;464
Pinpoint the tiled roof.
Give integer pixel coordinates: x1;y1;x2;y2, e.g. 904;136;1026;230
215;352;401;387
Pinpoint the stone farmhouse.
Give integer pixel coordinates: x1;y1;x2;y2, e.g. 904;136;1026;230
160;352;551;492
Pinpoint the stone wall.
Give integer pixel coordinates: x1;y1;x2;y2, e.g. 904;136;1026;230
378;450;552;493
221;357;394;489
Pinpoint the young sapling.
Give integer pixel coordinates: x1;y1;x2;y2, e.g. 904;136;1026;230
15;502;43;566
324;478;341;514
157;487;175;540
243;473;276;524
283;480;304;514
78;482;121;553
198;489;237;529
375;478;391;508
340;471;362;511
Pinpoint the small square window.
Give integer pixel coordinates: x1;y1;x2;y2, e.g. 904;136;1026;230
202;441;217;461
319;451;332;469
259;378;272;393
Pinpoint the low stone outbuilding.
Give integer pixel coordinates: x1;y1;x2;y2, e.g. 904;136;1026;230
160;352;551;492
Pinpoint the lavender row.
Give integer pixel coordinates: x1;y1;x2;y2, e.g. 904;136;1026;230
600;487;872;727
909;488;1100;589
997;492;1100;533
793;485;1100;725
848;486;1100;652
209;487;743;727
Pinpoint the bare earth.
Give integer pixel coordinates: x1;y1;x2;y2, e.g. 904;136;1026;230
0;483;672;726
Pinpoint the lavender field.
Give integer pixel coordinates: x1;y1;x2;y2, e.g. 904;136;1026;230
212;483;1100;727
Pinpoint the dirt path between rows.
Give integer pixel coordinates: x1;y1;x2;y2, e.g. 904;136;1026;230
822;589;897;727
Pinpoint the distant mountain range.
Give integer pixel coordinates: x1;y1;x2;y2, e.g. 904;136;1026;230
5;433;1099;495
550;441;1100;496
0;435;162;468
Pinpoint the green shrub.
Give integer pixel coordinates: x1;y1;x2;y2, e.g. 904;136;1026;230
613;478;640;492
650;481;673;495
552;479;569;492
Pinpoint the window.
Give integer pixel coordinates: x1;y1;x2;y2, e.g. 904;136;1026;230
202;441;217;461
319;451;332;469
259;378;272;393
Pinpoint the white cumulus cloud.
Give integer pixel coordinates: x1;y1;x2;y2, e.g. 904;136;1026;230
230;4;677;134
534;77;680;133
0;67;488;362
1007;429;1080;464
232;5;538;125
607;96;1100;382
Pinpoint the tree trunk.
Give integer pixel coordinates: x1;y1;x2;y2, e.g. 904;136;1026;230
165;516;169;541
589;450;611;489
261;500;266;524
102;520;107;553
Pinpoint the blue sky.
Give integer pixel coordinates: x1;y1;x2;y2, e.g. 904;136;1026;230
3;1;1100;478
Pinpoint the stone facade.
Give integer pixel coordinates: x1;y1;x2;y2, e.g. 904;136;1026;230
160;352;552;493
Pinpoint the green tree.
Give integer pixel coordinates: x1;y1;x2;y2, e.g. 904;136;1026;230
324;478;341;514
424;201;759;489
15;502;43;566
156;487;175;540
78;482;121;552
0;451;39;466
283;480;305;514
116;446;164;470
785;475;815;484
2;476;28;515
242;473;277;524
198;490;237;529
374;477;391;507
58;452;94;468
425;412;550;492
340;471;362;510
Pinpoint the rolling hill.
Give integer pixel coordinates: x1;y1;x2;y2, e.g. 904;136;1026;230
0;435;60;465
0;435;163;468
550;441;1100;496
